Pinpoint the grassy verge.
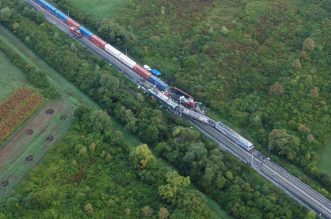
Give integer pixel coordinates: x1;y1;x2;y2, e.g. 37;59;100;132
319;137;331;177
0;52;26;101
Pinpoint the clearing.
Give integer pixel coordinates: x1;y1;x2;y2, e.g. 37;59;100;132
70;0;128;19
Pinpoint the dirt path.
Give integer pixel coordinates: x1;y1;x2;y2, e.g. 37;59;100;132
0;99;74;199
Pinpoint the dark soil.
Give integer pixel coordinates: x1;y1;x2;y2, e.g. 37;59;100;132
25;155;33;162
1;180;9;187
46;136;54;142
46;109;54;114
25;129;33;135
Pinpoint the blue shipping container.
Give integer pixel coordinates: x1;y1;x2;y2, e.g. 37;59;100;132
55;10;69;22
148;75;169;91
151;69;161;76
36;0;46;6
79;27;93;39
43;2;57;14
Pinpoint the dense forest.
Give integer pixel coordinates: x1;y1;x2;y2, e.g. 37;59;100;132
0;0;324;218
0;109;219;218
52;0;331;193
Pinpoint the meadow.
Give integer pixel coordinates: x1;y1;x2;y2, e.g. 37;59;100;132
69;0;128;19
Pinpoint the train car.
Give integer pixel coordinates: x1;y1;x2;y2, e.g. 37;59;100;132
134;65;152;79
180;107;209;124
43;1;57;14
67;18;80;28
147;75;169;91
105;44;121;58
91;35;107;49
35;0;46;6
55;10;69;22
215;122;254;151
79;26;93;39
148;88;178;109
167;87;196;108
118;54;136;69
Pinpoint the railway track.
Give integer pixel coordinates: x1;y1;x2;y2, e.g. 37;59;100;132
25;1;331;217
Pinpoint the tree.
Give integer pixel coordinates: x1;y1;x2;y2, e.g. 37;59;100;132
303;38;316;51
158;171;190;202
142;206;153;217
311;87;319;97
88;110;112;133
269;82;284;96
298;124;310;134
268;129;300;160
304;210;317;219
293;59;302;70
0;7;12;21
158;207;169;219
129;144;156;170
84;203;93;215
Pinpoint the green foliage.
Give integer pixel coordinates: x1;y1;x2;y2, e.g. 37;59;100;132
0;0;312;217
129;144;156;170
0;39;57;98
268;129;300;160
0;110;215;218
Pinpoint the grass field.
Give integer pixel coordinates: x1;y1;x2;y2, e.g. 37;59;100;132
0;99;74;199
0;52;26;102
70;0;128;19
319;138;331;177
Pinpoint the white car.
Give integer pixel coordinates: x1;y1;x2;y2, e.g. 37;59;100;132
144;65;152;71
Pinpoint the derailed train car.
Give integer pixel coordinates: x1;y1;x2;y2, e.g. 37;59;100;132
33;0;198;109
33;0;254;153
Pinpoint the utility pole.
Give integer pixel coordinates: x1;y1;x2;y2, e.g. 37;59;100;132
67;10;70;17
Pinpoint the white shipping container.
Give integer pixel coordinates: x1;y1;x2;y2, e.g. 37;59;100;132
118;54;136;69
105;44;121;58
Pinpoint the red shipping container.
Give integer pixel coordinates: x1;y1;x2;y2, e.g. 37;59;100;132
67;18;80;28
91;35;107;49
134;65;152;79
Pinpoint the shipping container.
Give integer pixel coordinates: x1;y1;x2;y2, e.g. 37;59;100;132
105;44;121;58
43;2;57;14
151;69;161;76
79;26;93;39
55;10;69;22
147;75;169;91
118;54;136;69
35;0;46;6
91;35;107;49
67;18;80;28
134;65;152;79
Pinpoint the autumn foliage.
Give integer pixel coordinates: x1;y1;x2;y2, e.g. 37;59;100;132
0;88;44;142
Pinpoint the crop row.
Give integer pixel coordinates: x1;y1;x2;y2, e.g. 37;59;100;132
0;89;44;142
0;88;38;121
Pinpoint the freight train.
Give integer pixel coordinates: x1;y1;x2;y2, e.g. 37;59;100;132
32;0;254;152
33;0;196;110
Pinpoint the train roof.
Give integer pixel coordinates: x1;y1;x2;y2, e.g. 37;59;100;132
216;122;253;147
